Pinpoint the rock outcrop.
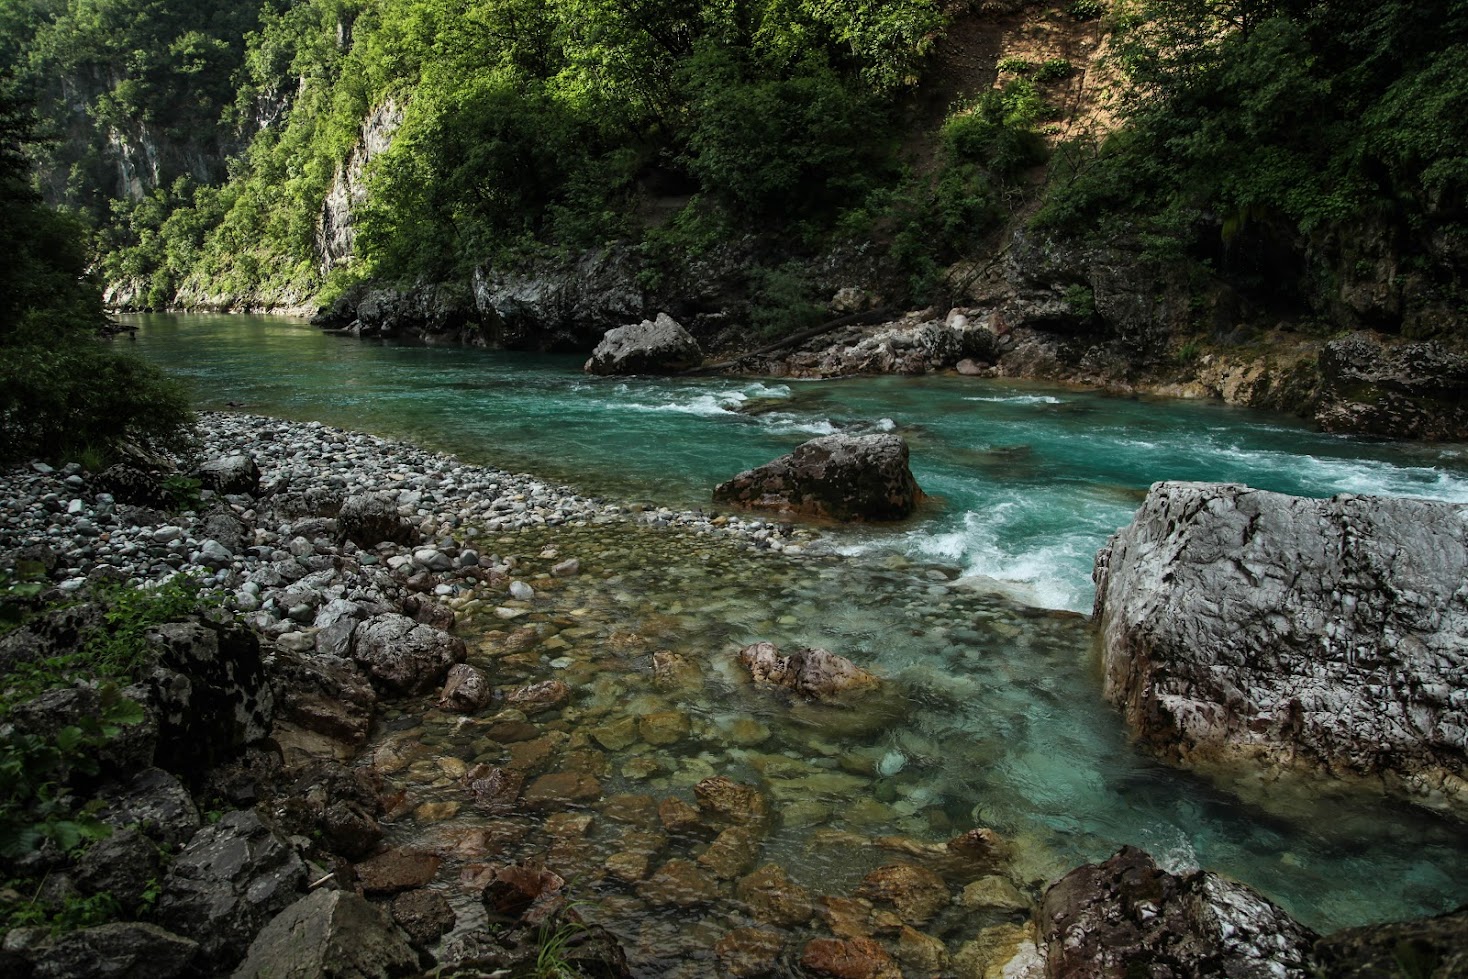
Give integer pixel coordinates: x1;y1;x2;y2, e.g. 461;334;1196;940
1093;482;1468;808
584;313;704;376
1314;331;1468;440
476;246;648;352
713;434;923;521
1040;847;1319;979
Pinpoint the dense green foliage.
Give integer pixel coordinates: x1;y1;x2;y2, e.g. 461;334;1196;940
1038;0;1468;327
0;80;194;464
15;0;953;304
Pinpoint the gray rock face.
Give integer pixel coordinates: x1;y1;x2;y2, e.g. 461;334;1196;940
156;810;307;971
338;492;418;547
145;619;275;776
1094;482;1468;808
97;768;200;846
195;455;261;496
351;613;466;695
232;889;420;979
351;283;481;343
475;245;647;352
1040;847;1319;979
712;434;923;521
584;313;703;376
1315;331;1468;440
317;99;403;275
24;922;198;979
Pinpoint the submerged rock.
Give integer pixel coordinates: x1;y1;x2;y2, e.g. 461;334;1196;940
584;312;703;376
1094;481;1468;808
713;434;923;521
1040;846;1318;979
737;641;879;700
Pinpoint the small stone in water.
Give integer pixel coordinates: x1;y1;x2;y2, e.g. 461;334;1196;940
509;580;535;601
877;749;908;778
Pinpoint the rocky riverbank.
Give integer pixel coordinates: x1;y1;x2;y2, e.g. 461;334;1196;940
4;415;1467;978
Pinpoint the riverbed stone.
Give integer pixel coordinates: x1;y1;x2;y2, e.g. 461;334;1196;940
712;434;923;521
714;927;786;978
738;641;880;700
439;662;491;712
637;858;721;907
522;771;603;809
697;826;761;880
960;875;1030;913
638;709;690;746
354;849;442;896
388;890;456;948
505;679;570;714
1094;481;1468;807
855;864;950;926
800;937;901;979
694;775;771;829
735;864;814;927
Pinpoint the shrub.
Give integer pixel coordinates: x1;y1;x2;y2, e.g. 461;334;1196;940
1035;58;1076;82
1068;0;1106;21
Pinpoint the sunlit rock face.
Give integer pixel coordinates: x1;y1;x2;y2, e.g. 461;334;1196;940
1094;481;1468;810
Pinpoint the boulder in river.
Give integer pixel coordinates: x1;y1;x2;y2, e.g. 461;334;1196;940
583;313;703;376
1093;481;1468;808
1040;846;1319;979
712;434;923;521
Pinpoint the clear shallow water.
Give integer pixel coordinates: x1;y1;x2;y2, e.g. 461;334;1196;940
126;313;1468;937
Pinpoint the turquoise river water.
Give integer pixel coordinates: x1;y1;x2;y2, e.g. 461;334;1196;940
126;313;1468;937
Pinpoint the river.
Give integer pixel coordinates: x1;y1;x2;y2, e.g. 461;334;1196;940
126;312;1468;943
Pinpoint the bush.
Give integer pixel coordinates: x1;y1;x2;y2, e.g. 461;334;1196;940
1068;0;1107;21
0;342;196;465
1034;58;1076;82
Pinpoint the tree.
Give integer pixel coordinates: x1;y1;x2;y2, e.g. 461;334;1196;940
0;77;193;463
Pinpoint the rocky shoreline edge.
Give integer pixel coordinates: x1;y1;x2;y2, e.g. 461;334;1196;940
2;413;1466;977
